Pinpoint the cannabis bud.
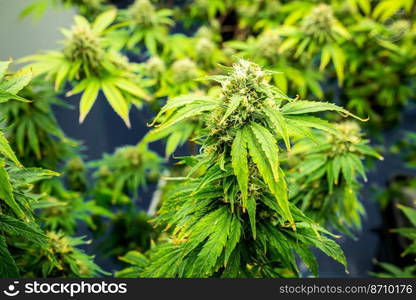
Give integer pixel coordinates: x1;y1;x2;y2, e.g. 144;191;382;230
146;56;166;78
196;37;215;58
128;0;156;26
301;4;335;43
47;232;72;254
118;146;142;167
328;121;362;154
256;30;281;61
66;157;85;172
97;165;112;178
388;20;411;40
171;58;198;84
195;26;215;40
63;18;104;76
207;59;277;149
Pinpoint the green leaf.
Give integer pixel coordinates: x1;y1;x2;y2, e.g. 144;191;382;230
328;43;346;86
54;62;70;91
92;9;117;34
231;129;248;208
263;105;291;150
220;95;242;124
0;60;11;81
0;159;25;219
0;214;47;245
285;115;338;135
347;153;367;182
112;77;150;101
193;207;232;275
397;205;416;227
119;251;149;267
151;95;217;125
247;197;257;239
243;127;293;225
340;154;355;186
355;144;384;160
0;67;32;94
27;121;41;159
0;89;30;103
224;216;241;265
332;156;342;184
154;102;217;132
0;131;21;166
320;45;331;70
101;81;131;127
0;236;19;277
79;79;100;123
311;235;347;271
281;100;367;121
294;244;318;277
249;122;280;182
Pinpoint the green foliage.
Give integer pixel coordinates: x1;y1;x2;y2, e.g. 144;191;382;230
0;79;77;169
6;0;414;279
0;61;104;277
90;144;162;205
124;60;372;277
120;0;174;54
288;121;382;232
0;62;48;277
372;204;416;278
23;10;149;126
14;232;107;277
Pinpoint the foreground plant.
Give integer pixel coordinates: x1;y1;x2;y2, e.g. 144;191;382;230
0;60;105;277
119;59;378;278
0;79;77;169
0;61;54;276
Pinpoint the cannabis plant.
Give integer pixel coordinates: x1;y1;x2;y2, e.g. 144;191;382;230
119;0;174;54
0;79;77;169
279;3;351;85
0;61;55;276
227;29;324;98
372;204;416;278
124;59;376;278
14;232;107;277
288;121;382;232
90;144;162;205
23;10;149;126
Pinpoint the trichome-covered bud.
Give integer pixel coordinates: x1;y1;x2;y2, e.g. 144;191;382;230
128;0;156;26
146;56;166;78
196;37;215;59
66;157;85;173
328;121;363;154
171;58;198;84
63;18;104;75
117;146;142;167
256;30;281;61
301;4;335;43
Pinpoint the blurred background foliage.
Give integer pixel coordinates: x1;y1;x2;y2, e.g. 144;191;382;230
0;0;415;277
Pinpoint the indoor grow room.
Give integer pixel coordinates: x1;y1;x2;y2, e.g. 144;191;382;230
0;0;415;278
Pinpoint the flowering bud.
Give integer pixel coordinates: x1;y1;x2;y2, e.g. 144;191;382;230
171;58;198;84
